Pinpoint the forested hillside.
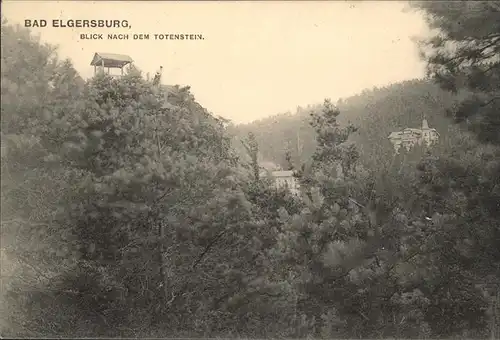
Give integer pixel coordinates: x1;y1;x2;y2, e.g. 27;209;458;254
1;2;499;338
231;79;467;170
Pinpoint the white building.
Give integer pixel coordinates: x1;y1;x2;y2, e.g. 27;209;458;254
257;162;301;195
271;170;300;195
388;118;439;153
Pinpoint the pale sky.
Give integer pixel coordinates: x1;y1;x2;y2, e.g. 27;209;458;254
3;1;430;124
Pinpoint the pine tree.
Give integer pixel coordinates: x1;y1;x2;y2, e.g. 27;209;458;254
0;19;284;338
51;71;269;335
1;19;87;337
410;3;500;336
241;132;260;184
412;1;500;145
272;99;402;337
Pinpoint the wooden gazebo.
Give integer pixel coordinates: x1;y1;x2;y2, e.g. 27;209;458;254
90;52;133;76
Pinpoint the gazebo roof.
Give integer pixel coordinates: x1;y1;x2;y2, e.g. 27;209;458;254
90;52;133;68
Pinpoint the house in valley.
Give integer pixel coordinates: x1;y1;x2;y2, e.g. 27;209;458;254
388;118;439;153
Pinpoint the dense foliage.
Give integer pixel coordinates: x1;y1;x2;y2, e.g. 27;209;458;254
412;0;500;145
2;3;499;337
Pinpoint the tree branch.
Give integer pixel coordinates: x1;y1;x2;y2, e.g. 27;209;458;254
191;228;229;270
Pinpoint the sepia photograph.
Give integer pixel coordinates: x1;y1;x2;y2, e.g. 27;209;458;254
1;1;499;338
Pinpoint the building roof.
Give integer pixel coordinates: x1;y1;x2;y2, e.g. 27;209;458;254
272;170;294;177
403;128;423;134
388;131;401;139
90;52;133;68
